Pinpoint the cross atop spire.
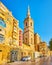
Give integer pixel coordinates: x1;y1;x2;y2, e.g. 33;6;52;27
27;5;31;18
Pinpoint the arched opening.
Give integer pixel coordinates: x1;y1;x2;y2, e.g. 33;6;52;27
26;22;27;26
31;22;32;26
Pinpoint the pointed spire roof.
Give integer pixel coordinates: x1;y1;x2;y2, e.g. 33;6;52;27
27;5;31;18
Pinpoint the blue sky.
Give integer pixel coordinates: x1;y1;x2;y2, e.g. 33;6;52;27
1;0;52;45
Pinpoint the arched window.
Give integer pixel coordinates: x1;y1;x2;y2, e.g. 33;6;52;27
0;34;4;43
0;29;2;31
26;22;27;26
26;38;27;43
31;22;32;26
0;18;6;27
38;45;39;51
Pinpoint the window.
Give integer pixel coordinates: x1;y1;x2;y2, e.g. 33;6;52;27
0;18;6;27
0;12;4;16
26;22;27;26
0;29;2;31
0;50;2;52
28;53;30;55
19;36;21;40
26;38;27;43
24;52;26;55
38;45;39;51
21;52;23;56
0;34;4;43
31;22;32;26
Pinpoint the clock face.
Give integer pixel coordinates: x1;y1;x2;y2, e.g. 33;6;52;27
0;34;4;43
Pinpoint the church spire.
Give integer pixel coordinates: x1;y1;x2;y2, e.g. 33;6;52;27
27;5;31;18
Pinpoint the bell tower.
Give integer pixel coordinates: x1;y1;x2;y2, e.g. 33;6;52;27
23;6;34;46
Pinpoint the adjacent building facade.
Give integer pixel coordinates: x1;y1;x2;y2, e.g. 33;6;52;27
34;33;41;51
19;28;23;46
